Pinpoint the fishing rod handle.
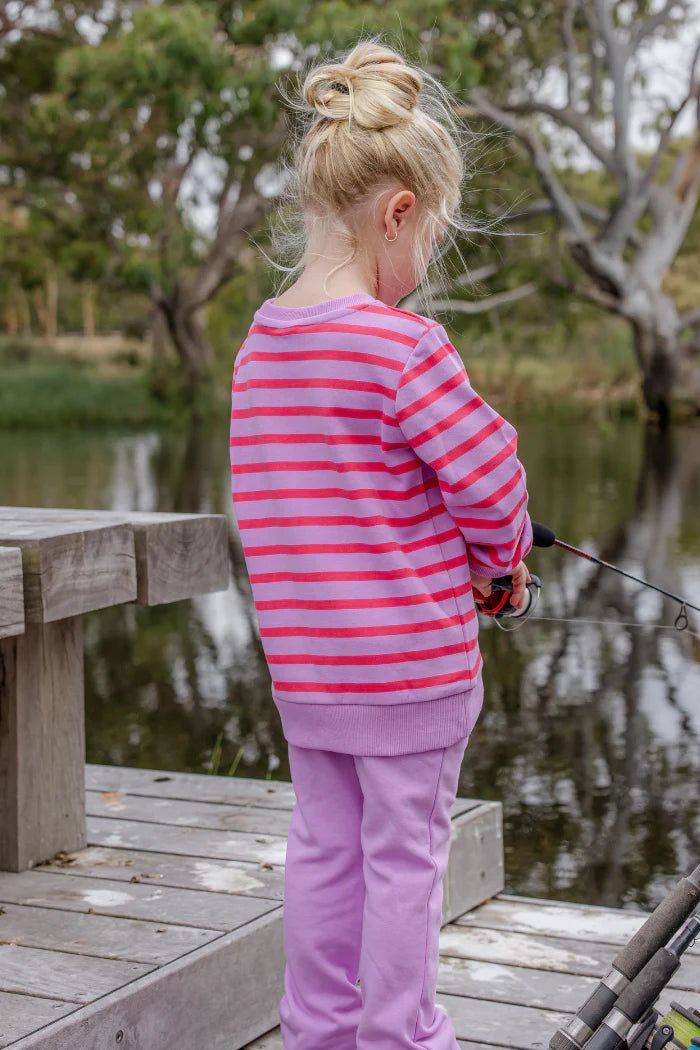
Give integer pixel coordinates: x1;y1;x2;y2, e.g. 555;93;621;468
549;863;700;1050
612;864;700;980
581;947;682;1050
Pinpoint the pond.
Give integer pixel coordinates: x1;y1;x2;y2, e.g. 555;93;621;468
1;413;698;912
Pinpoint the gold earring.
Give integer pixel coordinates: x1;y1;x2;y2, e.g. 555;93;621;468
385;229;398;242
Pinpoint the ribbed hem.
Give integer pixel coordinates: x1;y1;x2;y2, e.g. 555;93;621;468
273;674;484;756
255;292;378;325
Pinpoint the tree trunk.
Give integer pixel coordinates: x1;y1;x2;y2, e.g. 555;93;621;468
32;286;50;339
46;266;58;342
149;301;169;362
82;282;96;339
160;297;213;387
4;299;19;336
631;322;679;427
17;287;31;334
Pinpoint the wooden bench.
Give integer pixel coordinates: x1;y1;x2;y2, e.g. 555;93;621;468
0;507;229;873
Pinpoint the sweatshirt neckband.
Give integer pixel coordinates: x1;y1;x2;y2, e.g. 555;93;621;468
255;292;378;322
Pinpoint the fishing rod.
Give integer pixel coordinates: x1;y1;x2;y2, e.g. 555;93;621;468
473;521;700;632
531;522;700;631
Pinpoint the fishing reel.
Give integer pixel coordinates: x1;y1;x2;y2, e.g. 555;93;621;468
626;1000;700;1050
473;573;542;631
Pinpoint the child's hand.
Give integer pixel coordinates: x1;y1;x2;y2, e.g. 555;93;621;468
471;561;531;609
470;572;493;601
509;560;532;609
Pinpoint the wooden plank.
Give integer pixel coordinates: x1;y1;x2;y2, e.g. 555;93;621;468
0;547;24;639
439;922;700;990
86;814;290;866
457;896;700;956
85;788;489;844
8;908;285;1050
436;955;687;1015
128;512;229;605
85;790;294;836
444;801;503;924
0;616;86;871
438;993;572;1050
84;764;481;820
0;901;222;965
35;844;286;900
0;942;153;1003
0;507;228;607
241;1029;516;1050
0;870;278;930
86;764;299;808
0;992;77;1048
0;516;136;622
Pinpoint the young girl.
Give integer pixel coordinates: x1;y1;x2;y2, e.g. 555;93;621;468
230;37;532;1050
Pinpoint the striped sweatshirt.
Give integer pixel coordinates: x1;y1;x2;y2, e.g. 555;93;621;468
230;292;532;756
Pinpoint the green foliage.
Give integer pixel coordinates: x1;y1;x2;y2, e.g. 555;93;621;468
1;0;698;414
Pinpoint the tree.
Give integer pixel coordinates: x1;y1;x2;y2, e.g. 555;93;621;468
441;0;700;425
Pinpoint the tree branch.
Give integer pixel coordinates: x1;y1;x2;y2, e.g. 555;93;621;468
494;99;616;172
676;305;700;333
562;0;580;109
457;93;590;243
549;273;622;315
422;283;539;315
628;0;687;53
593;0;636;187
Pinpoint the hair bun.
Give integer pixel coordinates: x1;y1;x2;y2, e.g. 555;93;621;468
303;42;423;130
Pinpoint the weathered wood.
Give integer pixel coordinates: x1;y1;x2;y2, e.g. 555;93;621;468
0;508;230;875
36;844;287;901
0;547;24;639
241;1031;517;1050
84;762;482;819
0;943;153;1004
437;993;584;1050
436;954;680;1017
0;507;228;608
85;784;484;835
443;800;503;924
0;869;277;930
0;616;86;871
0;900;222;965
0;516;136;622
86;763;299;808
85;789;296;836
127;511;229;605
8;908;285;1050
0;992;77;1048
238;981;682;1050
86;814;290;866
455;895;700;956
439;922;700;990
6;770;695;1050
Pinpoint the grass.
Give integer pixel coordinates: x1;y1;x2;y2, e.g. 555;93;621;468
0;326;656;429
0;336;203;428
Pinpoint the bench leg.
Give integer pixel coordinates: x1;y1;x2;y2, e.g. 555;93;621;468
0;614;86;872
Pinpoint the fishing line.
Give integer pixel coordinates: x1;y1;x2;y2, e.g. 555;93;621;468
526;614;700;641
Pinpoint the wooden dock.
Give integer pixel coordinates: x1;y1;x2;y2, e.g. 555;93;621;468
1;765;698;1050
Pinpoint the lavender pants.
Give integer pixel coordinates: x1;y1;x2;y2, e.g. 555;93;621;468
279;701;481;1050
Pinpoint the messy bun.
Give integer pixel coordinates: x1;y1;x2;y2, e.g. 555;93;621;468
267;35;501;310
303;47;423;130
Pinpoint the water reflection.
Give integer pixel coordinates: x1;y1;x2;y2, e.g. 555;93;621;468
0;416;697;910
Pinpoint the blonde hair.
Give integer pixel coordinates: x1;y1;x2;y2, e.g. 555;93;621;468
261;35;506;311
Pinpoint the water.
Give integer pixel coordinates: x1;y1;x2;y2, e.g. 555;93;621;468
1;414;698;911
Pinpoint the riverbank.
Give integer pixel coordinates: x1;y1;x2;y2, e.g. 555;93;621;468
0;330;646;428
